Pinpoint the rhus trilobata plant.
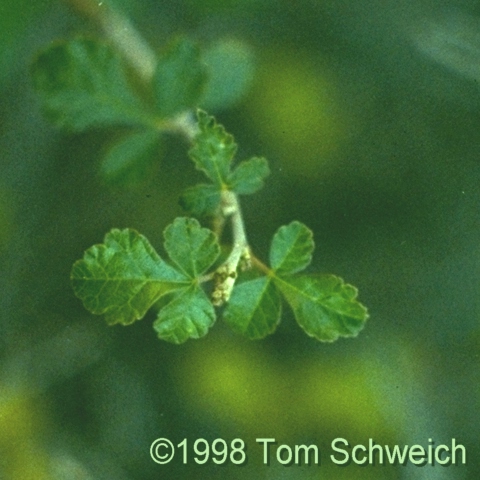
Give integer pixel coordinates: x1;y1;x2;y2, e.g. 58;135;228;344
32;3;368;344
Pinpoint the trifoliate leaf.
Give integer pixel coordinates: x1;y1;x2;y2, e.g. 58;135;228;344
228;156;270;195
153;286;216;344
71;228;189;325
32;38;155;132
201;39;255;111
100;129;161;186
154;38;207;118
179;184;222;217
163;217;220;278
274;275;368;342
270;221;314;274
189;110;237;186
223;277;281;339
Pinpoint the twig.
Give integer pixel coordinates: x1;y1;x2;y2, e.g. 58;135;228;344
65;0;252;306
64;0;157;81
63;0;199;141
211;190;251;306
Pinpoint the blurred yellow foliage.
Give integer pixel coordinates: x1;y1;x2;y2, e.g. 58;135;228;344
0;388;50;480
176;336;395;443
247;48;347;176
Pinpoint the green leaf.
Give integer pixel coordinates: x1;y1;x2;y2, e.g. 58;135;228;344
179;184;222;217
71;228;189;325
189;110;237;185
223;277;281;339
228;156;270;195
100;130;161;186
154;38;207;118
270;221;314;274
201;39;255;111
163;217;220;278
274;275;368;342
153;286;216;344
188;112;269;197
32;38;155;132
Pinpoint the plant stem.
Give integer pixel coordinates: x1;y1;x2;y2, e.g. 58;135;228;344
211;190;251;306
64;0;157;82
65;0;253;305
162;111;199;142
250;254;271;275
64;0;199;141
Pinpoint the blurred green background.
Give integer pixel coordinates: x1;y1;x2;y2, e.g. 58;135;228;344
0;0;479;478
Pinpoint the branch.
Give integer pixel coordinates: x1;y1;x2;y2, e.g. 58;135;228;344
211;190;251;306
64;1;249;305
64;0;157;81
160;111;199;142
63;0;199;141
